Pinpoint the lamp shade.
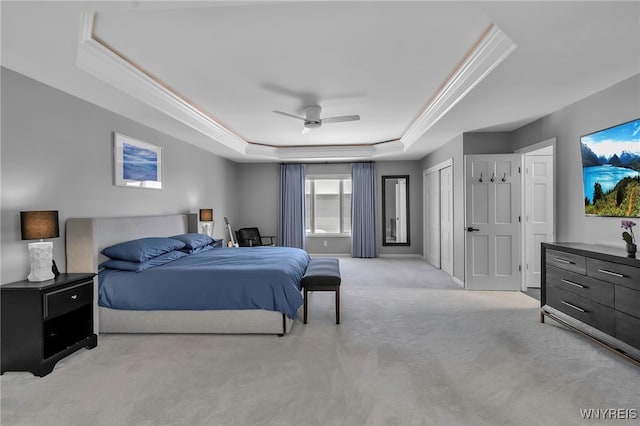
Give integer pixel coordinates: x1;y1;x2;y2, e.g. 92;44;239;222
20;210;59;240
199;209;213;222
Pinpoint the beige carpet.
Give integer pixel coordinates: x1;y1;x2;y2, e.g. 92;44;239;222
2;257;639;426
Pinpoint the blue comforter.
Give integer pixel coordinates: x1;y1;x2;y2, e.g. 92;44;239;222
98;247;310;319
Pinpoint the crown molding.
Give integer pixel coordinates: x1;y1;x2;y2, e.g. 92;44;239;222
244;141;403;161
371;139;404;157
76;12;248;155
401;24;516;149
76;13;515;161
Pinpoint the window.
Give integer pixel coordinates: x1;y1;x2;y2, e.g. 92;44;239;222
306;177;351;235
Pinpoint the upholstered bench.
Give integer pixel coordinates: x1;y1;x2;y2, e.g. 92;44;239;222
302;258;341;324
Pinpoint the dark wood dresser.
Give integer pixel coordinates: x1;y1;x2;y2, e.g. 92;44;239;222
541;242;640;363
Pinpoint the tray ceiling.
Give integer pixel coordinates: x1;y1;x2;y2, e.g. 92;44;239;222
2;1;639;161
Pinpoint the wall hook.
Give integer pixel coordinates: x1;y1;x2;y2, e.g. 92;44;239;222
501;172;507;182
479;173;483;183
490;172;495;182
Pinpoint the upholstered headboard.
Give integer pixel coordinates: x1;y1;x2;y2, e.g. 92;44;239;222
66;213;198;273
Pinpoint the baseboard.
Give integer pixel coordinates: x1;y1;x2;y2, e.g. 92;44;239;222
452;276;465;288
307;253;423;258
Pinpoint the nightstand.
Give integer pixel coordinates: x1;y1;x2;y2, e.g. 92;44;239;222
1;273;97;376
212;239;224;248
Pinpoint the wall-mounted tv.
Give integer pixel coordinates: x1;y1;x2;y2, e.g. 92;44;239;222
581;118;640;217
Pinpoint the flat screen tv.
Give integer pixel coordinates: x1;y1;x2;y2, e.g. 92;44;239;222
581;118;640;217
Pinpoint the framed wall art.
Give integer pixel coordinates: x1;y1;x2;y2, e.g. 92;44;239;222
113;132;163;189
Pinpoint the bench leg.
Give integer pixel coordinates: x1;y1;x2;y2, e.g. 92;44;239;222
303;288;308;324
335;287;340;324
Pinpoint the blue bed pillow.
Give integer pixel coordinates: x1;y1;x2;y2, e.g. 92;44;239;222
102;237;186;262
170;233;214;250
184;243;215;254
101;250;187;272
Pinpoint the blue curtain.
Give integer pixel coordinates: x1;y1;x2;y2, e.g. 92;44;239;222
351;162;378;258
278;164;306;249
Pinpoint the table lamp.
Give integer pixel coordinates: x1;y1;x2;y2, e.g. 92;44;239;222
20;210;59;282
199;208;213;236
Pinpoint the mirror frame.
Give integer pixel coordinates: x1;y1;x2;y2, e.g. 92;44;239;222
382;175;410;246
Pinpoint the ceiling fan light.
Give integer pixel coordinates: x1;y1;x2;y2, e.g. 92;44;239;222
304;120;321;129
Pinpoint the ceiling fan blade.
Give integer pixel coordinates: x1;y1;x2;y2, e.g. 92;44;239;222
301;126;312;135
273;110;305;121
322;114;360;124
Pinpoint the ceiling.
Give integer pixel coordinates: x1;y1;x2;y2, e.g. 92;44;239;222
2;1;639;162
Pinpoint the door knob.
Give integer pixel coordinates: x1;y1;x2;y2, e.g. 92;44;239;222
467;227;480;232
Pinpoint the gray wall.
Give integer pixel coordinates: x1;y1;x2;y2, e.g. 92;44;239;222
234;162;354;254
510;73;640;247
463;132;511;154
6;66;634;285
420;73;640;284
1;68;238;284
235;161;424;255
235;162;279;240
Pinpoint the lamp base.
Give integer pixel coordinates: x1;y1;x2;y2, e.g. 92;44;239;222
27;242;54;282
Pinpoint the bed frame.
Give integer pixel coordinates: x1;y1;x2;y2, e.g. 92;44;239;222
66;213;294;335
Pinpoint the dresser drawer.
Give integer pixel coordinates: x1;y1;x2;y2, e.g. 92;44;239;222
615;311;640;349
615;285;640;319
545;265;614;307
546;285;614;336
587;258;640;289
43;281;93;320
545;249;586;274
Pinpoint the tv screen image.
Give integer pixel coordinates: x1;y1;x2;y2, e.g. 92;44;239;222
581;118;640;217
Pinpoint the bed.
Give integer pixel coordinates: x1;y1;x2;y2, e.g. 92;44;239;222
66;213;309;335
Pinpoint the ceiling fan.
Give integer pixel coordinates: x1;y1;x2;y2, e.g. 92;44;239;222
273;106;360;134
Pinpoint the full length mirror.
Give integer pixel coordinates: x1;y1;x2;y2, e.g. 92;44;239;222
382;175;410;246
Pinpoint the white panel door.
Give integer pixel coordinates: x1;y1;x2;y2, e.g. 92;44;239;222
425;171;440;267
525;154;554;288
465;155;521;290
440;166;454;276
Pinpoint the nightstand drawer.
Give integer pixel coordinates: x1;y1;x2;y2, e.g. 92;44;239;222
615;285;640;319
545;265;614;307
587;258;640;289
44;281;92;319
546;249;586;274
546;284;614;336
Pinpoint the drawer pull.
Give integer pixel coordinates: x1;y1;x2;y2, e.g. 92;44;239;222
553;258;574;264
561;301;586;313
597;269;625;278
561;279;585;289
71;295;78;300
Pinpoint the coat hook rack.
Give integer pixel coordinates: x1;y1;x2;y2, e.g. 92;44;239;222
490;172;495;182
501;173;507;182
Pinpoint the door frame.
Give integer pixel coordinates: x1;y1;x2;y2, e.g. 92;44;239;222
423;158;453;272
439;165;454;276
516;137;557;291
